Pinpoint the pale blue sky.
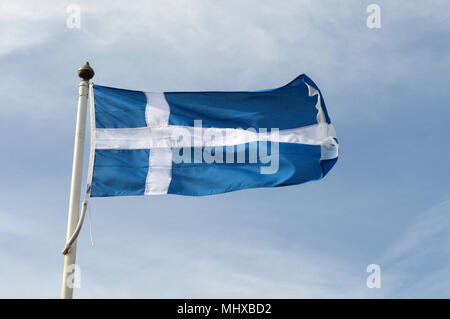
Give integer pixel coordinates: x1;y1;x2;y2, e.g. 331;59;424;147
0;0;449;298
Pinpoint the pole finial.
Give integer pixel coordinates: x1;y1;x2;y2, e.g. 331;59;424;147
78;61;95;80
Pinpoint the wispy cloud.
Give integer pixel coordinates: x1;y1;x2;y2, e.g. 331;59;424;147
0;212;36;236
75;235;373;298
0;2;63;56
381;199;450;298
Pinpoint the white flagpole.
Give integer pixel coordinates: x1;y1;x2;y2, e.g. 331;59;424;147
61;62;94;299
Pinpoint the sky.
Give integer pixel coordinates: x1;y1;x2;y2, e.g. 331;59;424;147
0;0;449;298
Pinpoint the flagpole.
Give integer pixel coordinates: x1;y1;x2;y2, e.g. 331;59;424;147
61;62;94;299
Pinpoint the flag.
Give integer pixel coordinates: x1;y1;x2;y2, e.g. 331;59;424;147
88;74;338;197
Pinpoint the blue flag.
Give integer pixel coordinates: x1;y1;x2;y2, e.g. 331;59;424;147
88;74;338;197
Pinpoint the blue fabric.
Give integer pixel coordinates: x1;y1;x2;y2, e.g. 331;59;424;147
91;150;149;197
168;143;331;196
90;74;338;197
93;85;147;128
165;74;330;129
320;158;338;177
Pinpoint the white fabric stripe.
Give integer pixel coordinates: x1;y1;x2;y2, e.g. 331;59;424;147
144;93;172;195
146;148;172;194
305;82;338;160
145;92;170;126
95;123;337;150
